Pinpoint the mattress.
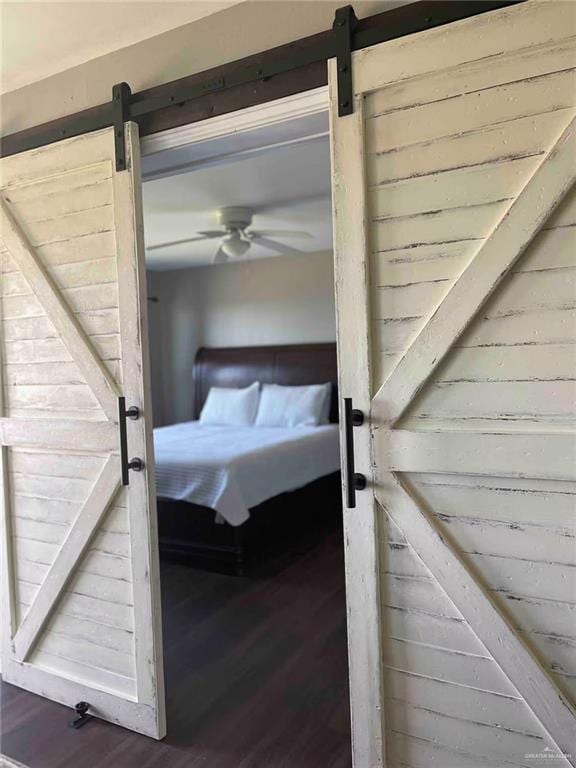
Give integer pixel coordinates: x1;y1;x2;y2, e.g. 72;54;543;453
153;421;341;526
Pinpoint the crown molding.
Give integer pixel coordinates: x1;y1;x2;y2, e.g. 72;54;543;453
140;86;329;156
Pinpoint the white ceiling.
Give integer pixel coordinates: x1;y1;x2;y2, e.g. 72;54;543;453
143;134;332;271
0;1;242;94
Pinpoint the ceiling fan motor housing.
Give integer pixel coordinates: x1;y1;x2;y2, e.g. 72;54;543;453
219;206;253;232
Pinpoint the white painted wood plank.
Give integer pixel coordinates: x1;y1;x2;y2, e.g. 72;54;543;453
15;206;114;249
0;201;120;419
385;636;512;697
12;457;121;661
29;649;135;697
374;117;576;424
3;334;119;363
329;68;385;767
384;668;542;737
370;156;534;220
385;529;576;602
377;474;576;763
18;553;131;592
368;67;576;155
372;279;455;321
9;450;107;480
546;184;576;228
7;384;100;412
0;418;118;452
0;132;112;188
3;257;117;294
407;379;576;422
383;604;485;657
379;430;576;482
12;503;128;535
16;530;129;566
42;609;134;656
2;284;119;319
18;582;134;632
113;122;165;738
410;473;576;528
468;553;576;605
435;515;575;569
37;629;135;679
460;307;576;349
372;226;575;286
7;407;110;422
388;697;546;763
8;179;112;223
2;162;111;204
483;267;576;316
17;568;131;619
371;200;507;254
366;37;576;118
388;729;531;768
424;344;576;384
2;656;159;735
367;109;569;186
354;1;576;96
0;244;17;678
382;564;576;641
4;360;120;386
0;232;118;271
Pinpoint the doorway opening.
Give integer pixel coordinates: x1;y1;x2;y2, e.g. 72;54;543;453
142;87;352;766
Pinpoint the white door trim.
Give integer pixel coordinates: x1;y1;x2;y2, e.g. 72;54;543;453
140;85;329;157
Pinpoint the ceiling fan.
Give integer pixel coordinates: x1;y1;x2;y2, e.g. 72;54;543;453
146;207;312;264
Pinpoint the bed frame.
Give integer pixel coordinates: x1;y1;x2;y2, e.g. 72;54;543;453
156;342;342;574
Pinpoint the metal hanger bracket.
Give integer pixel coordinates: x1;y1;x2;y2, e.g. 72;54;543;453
112;82;132;172
333;5;358;117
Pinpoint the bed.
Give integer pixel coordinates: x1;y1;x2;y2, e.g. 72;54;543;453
154;343;343;573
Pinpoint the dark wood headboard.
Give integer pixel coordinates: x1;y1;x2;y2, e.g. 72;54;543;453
193;343;338;422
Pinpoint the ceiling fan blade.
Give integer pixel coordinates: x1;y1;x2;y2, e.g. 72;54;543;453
249;236;304;257
146;232;222;251
250;230;313;239
213;246;228;264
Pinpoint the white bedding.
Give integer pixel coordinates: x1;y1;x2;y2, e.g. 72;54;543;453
153;421;341;526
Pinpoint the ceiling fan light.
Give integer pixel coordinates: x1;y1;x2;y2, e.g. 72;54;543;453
221;232;250;258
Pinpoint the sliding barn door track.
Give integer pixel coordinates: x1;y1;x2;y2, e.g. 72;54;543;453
1;1;523;160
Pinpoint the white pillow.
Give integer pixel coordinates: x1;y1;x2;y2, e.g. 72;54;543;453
199;382;260;426
255;383;331;428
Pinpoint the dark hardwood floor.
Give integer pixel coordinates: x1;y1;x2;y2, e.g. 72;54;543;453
1;530;351;768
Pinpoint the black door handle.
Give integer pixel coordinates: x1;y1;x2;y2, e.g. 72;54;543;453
118;397;143;486
343;397;367;509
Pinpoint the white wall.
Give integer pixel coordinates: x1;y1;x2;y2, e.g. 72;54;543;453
147;250;335;424
1;0;399;135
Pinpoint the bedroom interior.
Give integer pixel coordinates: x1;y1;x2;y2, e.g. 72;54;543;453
138;89;351;761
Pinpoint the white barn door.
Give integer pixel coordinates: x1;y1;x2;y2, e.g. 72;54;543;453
330;2;576;766
0;124;165;738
